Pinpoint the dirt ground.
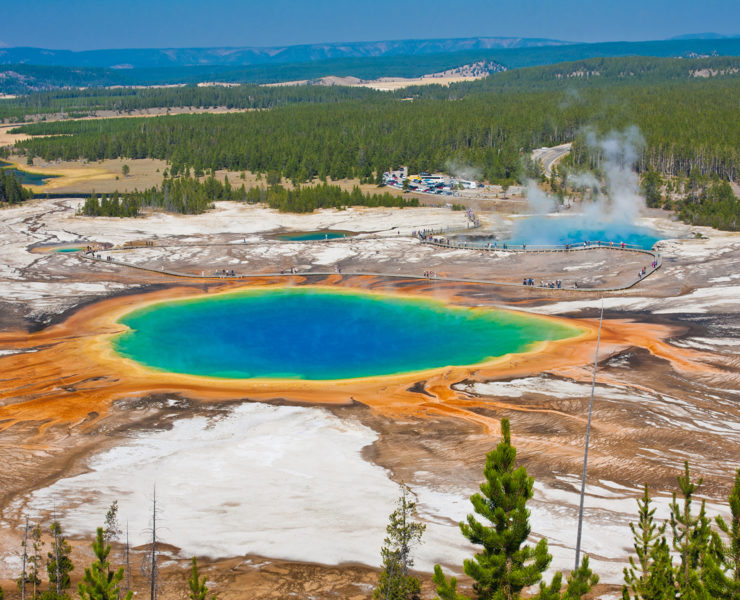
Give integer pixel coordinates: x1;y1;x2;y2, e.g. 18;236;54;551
0;196;738;599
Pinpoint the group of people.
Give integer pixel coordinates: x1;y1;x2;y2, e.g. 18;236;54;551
423;270;437;279
215;269;237;277
523;278;562;289
280;266;298;274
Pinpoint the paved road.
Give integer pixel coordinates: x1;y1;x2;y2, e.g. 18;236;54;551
531;143;572;178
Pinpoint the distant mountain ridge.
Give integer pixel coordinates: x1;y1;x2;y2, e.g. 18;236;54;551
2;37;740;95
668;32;739;40
0;37;571;69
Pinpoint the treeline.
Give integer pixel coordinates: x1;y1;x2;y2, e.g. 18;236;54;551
405;55;740;98
4;55;737;123
677;179;740;231
12;74;740;184
0;83;381;122
78;176;417;217
8;500;214;600
565;80;739;181
0;168;32;204
245;182;419;212
78;175;243;216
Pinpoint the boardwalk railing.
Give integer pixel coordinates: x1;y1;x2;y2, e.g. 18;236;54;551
78;238;662;293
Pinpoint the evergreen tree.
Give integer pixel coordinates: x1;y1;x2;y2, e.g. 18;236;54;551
374;486;426;600
433;566;470;600
28;524;44;598
562;556;599;599
623;484;674;600
641;171;663;208
78;528;133;600
103;501;122;543
188;557;215;600
704;469;740;598
669;462;712;600
434;418;552;600
47;521;73;596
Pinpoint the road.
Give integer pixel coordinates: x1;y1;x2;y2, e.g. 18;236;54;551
531;142;572;178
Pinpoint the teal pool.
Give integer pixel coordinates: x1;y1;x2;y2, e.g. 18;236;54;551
55;247;83;253
508;216;664;249
277;231;352;241
113;287;582;380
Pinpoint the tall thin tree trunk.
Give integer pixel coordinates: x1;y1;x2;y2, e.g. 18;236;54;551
21;517;28;600
150;487;157;600
125;522;131;594
54;524;61;595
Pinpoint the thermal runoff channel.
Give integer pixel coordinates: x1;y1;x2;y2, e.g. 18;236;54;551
113;288;582;380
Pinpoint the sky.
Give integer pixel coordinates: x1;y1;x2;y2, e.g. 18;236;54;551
1;0;739;50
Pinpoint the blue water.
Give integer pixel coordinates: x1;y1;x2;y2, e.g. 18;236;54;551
277;231;351;241
113;288;581;380
0;160;60;186
55;247;83;253
507;215;663;249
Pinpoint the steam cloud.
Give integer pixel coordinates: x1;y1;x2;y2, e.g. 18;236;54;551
445;159;482;183
583;126;646;223
525;180;556;214
525;126;648;223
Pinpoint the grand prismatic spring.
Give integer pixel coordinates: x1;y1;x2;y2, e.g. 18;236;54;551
113;287;583;380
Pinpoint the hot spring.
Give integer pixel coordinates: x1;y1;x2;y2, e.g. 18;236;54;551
508;215;664;249
456;215;666;250
113;287;582;380
276;230;353;241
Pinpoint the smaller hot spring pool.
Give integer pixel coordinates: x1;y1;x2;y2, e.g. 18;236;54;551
456;215;668;250
276;230;353;242
55;247;84;253
510;215;665;249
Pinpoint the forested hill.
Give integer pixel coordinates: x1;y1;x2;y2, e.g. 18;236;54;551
409;55;740;96
2;37;740;94
11;63;739;184
0;84;382;122
1;55;738;124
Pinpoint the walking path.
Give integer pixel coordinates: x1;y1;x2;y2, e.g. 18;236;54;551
79;237;661;293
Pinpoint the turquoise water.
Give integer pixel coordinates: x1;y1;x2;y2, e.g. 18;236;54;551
0;161;60;186
507;215;663;249
113;288;581;380
277;231;351;241
55;247;83;253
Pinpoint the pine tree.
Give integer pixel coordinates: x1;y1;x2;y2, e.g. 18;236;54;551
562;556;599;599
103;501;122;543
434;418;552;600
623;484;674;599
703;469;740;598
78;527;133;600
28;524;44;598
47;521;73;596
188;557;215;600
670;462;711;600
374;485;426;600
433;565;470;600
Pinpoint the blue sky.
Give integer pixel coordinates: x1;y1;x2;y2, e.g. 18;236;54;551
2;0;739;50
